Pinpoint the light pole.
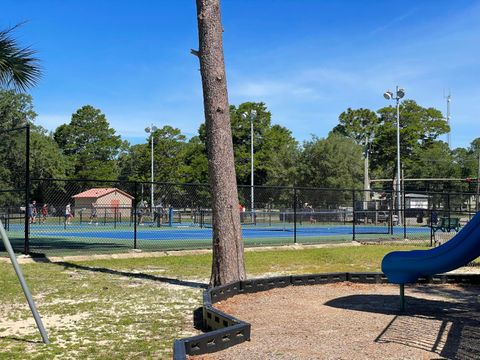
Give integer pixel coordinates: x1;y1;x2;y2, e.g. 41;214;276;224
383;86;405;225
242;110;257;219
145;124;158;212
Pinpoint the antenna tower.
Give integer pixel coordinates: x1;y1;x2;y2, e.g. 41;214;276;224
444;90;451;147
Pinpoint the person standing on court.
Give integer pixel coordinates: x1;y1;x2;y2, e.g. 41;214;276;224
89;203;98;225
65;203;72;225
28;200;37;224
137;201;146;225
153;202;163;227
41;203;48;224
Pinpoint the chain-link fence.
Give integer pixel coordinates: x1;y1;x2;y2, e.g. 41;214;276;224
0;189;26;253
0;126;28;253
0;177;478;256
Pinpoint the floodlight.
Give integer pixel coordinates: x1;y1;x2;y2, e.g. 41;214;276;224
145;126;158;133
242;111;257;119
382;85;404;226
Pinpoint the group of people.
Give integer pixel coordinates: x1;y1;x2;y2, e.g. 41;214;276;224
28;200;49;224
137;201;170;226
64;203;100;225
28;201;76;225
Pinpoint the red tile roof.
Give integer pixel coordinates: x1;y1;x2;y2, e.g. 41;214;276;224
72;188;134;199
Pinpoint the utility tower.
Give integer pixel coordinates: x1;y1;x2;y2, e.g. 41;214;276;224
444;91;451;148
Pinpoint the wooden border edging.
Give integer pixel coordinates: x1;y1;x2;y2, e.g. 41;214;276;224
173;272;480;359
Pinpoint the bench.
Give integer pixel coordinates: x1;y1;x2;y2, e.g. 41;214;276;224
432;217;460;233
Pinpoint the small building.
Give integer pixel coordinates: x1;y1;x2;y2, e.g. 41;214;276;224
405;193;430;210
72;188;134;219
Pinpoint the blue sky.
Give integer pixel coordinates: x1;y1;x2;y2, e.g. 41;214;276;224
3;0;480;149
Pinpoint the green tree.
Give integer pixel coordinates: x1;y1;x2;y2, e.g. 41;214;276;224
0;90;37;190
408;141;460;191
0;90;67;206
199;102;299;187
230;102;272;186
370;100;449;181
333;108;379;146
333;108;380;195
119;125;189;183
453;138;480;192
181;136;209;184
0;89;36;129
297;133;363;189
0;24;41;91
260;124;299;186
54;105;126;179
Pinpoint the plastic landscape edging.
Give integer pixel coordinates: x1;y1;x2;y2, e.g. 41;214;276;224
173;272;480;359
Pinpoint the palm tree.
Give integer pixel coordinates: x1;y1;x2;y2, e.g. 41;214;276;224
0;24;41;91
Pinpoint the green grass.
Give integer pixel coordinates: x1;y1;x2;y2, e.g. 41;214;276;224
0;244;426;359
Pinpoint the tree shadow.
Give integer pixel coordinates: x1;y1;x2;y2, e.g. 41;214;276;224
31;256;208;290
325;286;480;359
1;236;134;256
0;335;43;344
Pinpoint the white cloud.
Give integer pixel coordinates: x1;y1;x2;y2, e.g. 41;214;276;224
231;79;317;100
369;9;417;36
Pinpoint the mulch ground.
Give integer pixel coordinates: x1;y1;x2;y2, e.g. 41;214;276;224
191;282;480;360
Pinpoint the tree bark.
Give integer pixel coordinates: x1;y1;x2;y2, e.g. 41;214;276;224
195;0;246;287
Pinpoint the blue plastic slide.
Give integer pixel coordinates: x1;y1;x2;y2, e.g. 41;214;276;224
382;212;480;284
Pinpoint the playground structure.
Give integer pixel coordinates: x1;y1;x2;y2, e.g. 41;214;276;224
382;211;480;284
382;211;480;310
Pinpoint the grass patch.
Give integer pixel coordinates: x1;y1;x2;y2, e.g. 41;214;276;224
0;244;426;358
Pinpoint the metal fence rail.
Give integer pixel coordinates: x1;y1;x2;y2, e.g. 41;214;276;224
0;178;478;256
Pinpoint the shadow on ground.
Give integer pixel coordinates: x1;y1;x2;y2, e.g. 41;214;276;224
1;236;133;256
30;256;208;290
325;285;480;360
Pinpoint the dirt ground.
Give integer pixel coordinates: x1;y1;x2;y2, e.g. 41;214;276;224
191;282;480;360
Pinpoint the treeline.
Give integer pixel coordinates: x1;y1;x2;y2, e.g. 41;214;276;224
0;90;479;195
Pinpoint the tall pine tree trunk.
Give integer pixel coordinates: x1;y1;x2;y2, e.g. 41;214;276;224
195;0;246;287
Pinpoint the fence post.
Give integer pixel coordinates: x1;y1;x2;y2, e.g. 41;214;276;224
293;187;297;244
24;124;30;255
430;209;433;247
6;207;10;231
447;193;451;222
403;190;407;239
389;193;394;235
134;182;138;250
352;190;356;241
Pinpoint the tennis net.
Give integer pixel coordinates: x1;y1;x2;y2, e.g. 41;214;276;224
196;209;353;231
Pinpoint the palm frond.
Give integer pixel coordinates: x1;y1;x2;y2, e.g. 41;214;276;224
0;24;41;91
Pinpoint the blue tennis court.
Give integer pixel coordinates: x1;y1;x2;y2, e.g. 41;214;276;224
24;224;431;241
